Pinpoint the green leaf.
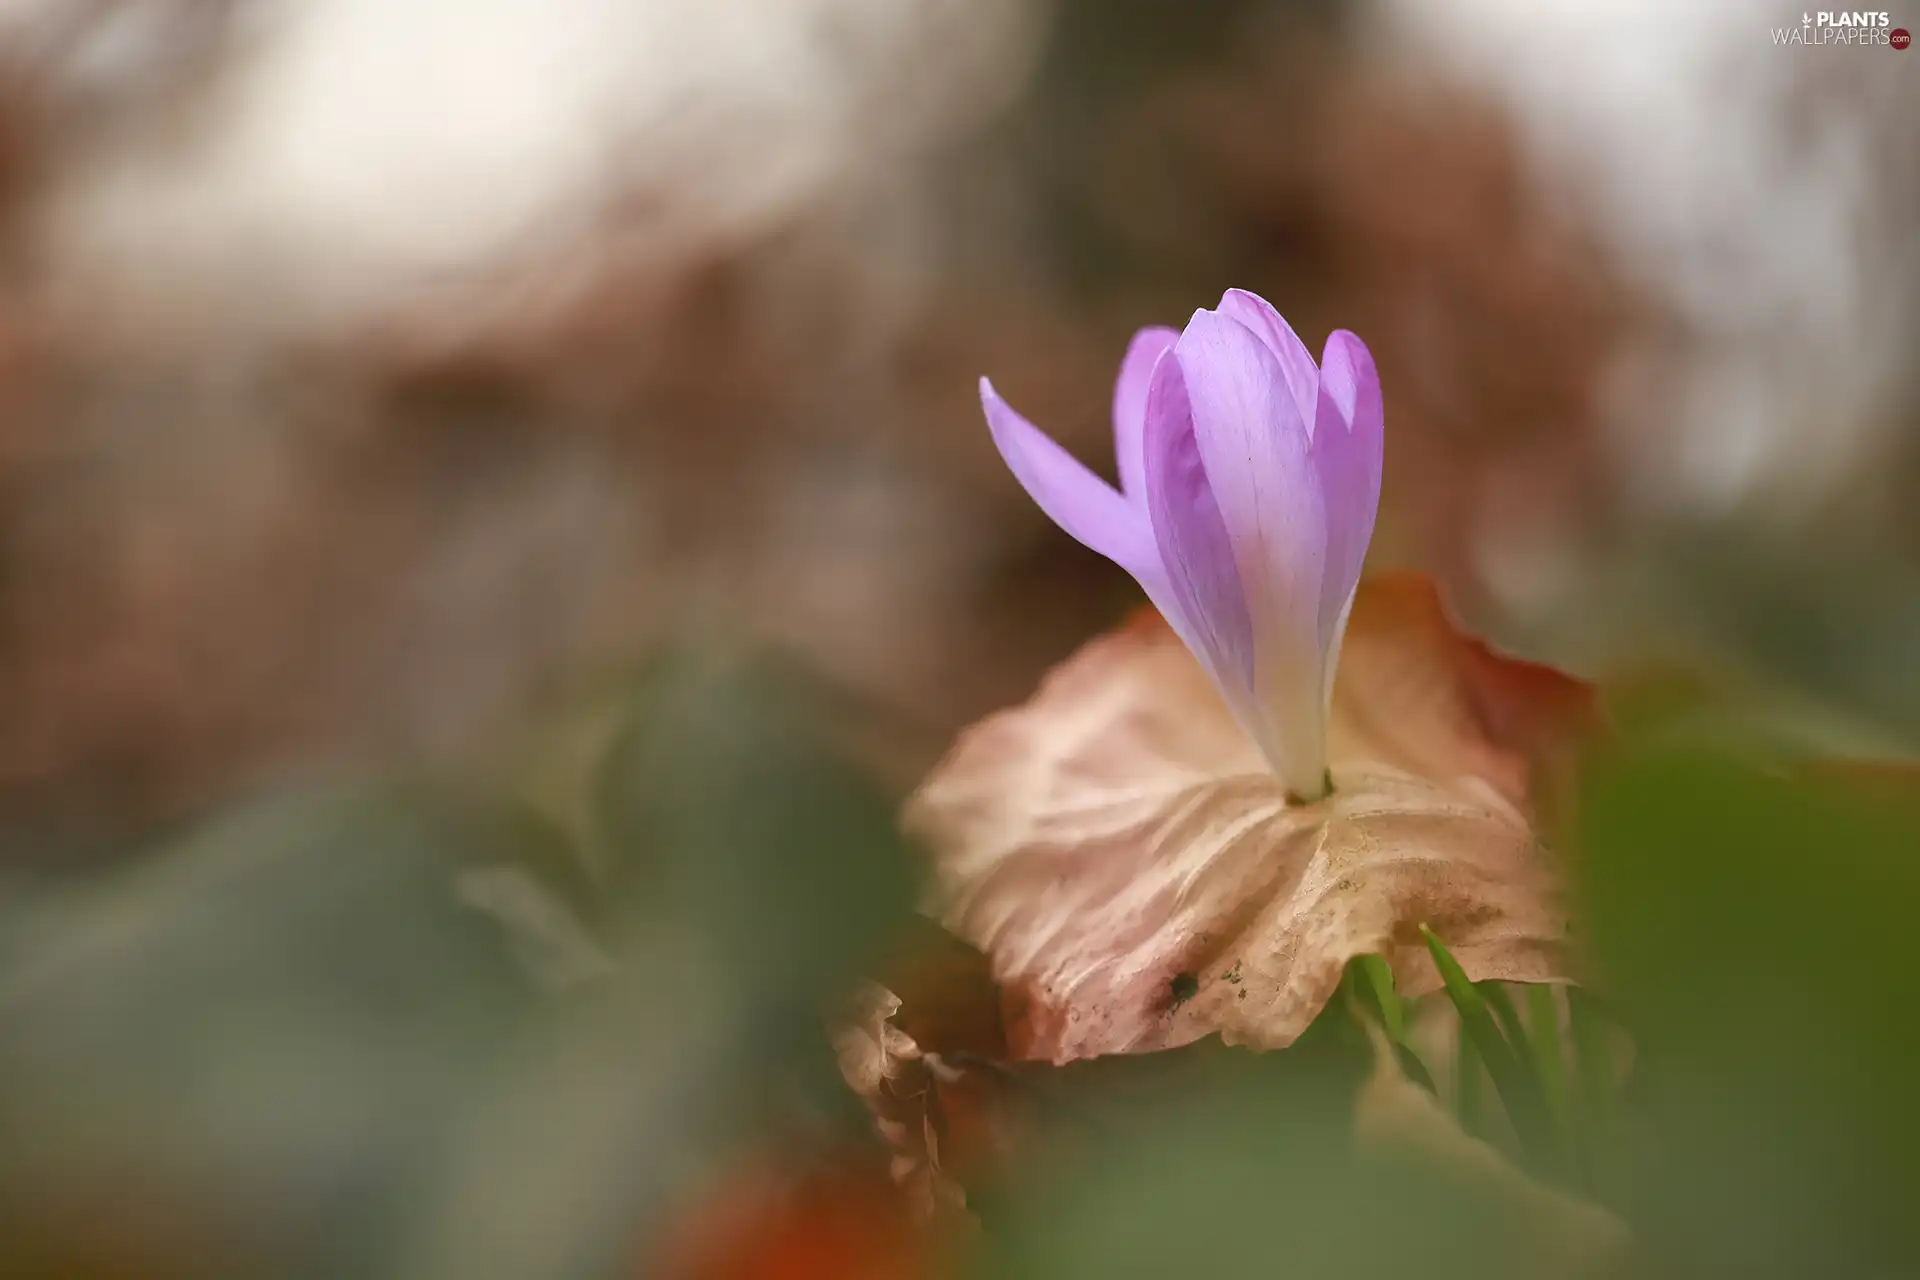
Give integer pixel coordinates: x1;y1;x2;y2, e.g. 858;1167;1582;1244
1340;957;1435;1094
1483;979;1573;1172
593;651;917;1015
1527;984;1569;1108
1455;1012;1484;1136
1420;925;1556;1173
1478;981;1531;1061
1394;1042;1440;1097
965;1034;1573;1280
1579;746;1920;1265
1359;954;1406;1042
1527;983;1571;1158
0;785;548;1279
1567;984;1613;1192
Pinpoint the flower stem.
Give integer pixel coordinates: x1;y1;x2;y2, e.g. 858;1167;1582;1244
1285;769;1336;807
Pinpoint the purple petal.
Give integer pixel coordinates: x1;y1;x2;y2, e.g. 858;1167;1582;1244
1217;289;1319;437
980;378;1157;577
1111;326;1179;501
1310;331;1384;647
1172;308;1330;795
1171;309;1327;641
1140;349;1256;705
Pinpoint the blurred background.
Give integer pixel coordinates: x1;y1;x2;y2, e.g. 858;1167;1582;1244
0;1;1914;1276
2;0;1916;843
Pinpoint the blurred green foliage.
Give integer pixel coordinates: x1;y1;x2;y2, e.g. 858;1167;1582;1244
1581;747;1920;1278
0;784;542;1277
963;1046;1549;1280
0;650;920;1278
2;650;1919;1279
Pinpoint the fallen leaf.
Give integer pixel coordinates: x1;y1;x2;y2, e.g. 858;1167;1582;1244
906;573;1590;1063
834;983;927;1103
832;982;1014;1227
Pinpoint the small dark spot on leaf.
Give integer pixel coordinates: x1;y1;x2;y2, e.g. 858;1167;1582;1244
1169;971;1199;1007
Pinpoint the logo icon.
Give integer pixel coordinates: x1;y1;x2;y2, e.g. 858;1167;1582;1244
1773;12;1904;44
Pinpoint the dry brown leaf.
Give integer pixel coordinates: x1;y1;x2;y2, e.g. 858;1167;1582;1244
834;984;927;1102
832;983;1012;1228
905;573;1592;1064
832;984;958;1224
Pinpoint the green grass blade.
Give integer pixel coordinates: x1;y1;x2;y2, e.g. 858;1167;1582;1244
1358;954;1405;1042
1520;990;1566;1128
1455;1010;1483;1134
1341;956;1438;1096
1526;983;1571;1148
1567;984;1614;1191
1394;1041;1439;1097
1340;957;1379;1031
1479;981;1531;1059
1420;925;1557;1172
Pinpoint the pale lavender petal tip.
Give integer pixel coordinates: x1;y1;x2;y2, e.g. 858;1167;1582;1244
1111;326;1179;501
1310;331;1384;643
1216;288;1319;433
979;377;1154;577
1141;344;1256;703
1171;307;1327;643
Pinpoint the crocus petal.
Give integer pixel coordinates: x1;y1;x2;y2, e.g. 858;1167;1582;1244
1310;331;1385;649
981;375;1203;670
1172;309;1329;796
1141;348;1257;723
979;377;1157;578
977;291;1383;805
1217;288;1320;436
1111;325;1179;501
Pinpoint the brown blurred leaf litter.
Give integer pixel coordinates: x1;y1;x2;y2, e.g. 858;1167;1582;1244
0;11;1644;854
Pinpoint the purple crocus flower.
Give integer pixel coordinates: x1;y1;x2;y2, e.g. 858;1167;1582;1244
980;289;1383;803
